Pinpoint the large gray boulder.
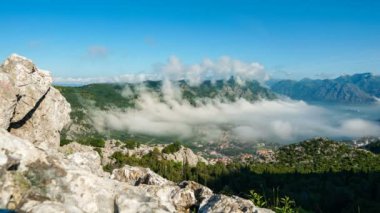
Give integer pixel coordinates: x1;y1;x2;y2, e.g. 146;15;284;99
0;54;71;149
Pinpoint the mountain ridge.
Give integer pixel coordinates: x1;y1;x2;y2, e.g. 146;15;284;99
270;73;380;104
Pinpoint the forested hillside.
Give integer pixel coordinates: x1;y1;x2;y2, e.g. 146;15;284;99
101;138;380;212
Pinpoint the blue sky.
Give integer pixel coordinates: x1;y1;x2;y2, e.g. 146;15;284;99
0;0;379;80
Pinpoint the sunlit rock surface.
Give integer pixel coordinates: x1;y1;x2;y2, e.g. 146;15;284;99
112;165;171;186
0;54;71;149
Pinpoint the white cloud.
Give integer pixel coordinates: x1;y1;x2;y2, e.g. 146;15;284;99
87;46;108;58
90;81;380;143
157;56;269;85
53;73;160;85
53;56;269;85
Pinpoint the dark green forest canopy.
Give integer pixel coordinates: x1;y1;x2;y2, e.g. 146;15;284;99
102;138;380;213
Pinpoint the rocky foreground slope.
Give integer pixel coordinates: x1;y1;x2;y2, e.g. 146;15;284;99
0;55;272;212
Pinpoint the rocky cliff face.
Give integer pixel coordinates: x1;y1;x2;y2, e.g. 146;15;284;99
91;140;209;167
0;55;273;213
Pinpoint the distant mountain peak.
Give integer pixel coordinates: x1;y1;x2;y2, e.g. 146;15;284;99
271;72;380;104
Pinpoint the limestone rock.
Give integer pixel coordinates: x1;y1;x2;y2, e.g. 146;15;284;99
137;184;195;212
67;151;107;177
0;129;47;208
0;127;272;213
9;86;71;149
0;129;163;213
0;72;17;129
0;129;122;212
21;200;84;213
0;54;71;149
178;181;213;205
112;166;214;212
1;54;52;123
199;194;273;213
0;129;47;172
162;146;208;167
111;165;171;186
58;142;96;155
115;189;175;213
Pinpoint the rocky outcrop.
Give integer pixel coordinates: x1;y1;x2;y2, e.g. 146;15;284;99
199;194;273;213
162;146;208;167
96;140;208;167
111;165;171;186
0;71;17;130
112;165;214;212
0;129;273;212
58;141;96;155
0;55;273;213
0;54;71;149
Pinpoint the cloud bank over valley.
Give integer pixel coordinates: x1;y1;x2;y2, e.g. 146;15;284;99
90;81;380;143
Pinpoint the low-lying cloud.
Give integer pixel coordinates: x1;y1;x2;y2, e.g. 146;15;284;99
90;82;380;143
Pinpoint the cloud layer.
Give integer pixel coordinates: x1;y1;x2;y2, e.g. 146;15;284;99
90;82;380;143
53;56;269;85
156;56;269;85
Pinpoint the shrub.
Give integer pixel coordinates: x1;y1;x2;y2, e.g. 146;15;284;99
94;147;103;157
122;140;140;149
248;190;267;208
103;164;113;173
111;151;127;165
60;138;72;146
162;141;182;154
78;137;105;148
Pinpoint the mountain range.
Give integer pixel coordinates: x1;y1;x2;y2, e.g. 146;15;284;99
270;73;380;104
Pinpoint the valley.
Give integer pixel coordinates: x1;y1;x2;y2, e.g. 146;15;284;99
55;74;380;212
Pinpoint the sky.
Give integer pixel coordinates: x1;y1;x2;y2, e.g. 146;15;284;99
0;0;379;81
